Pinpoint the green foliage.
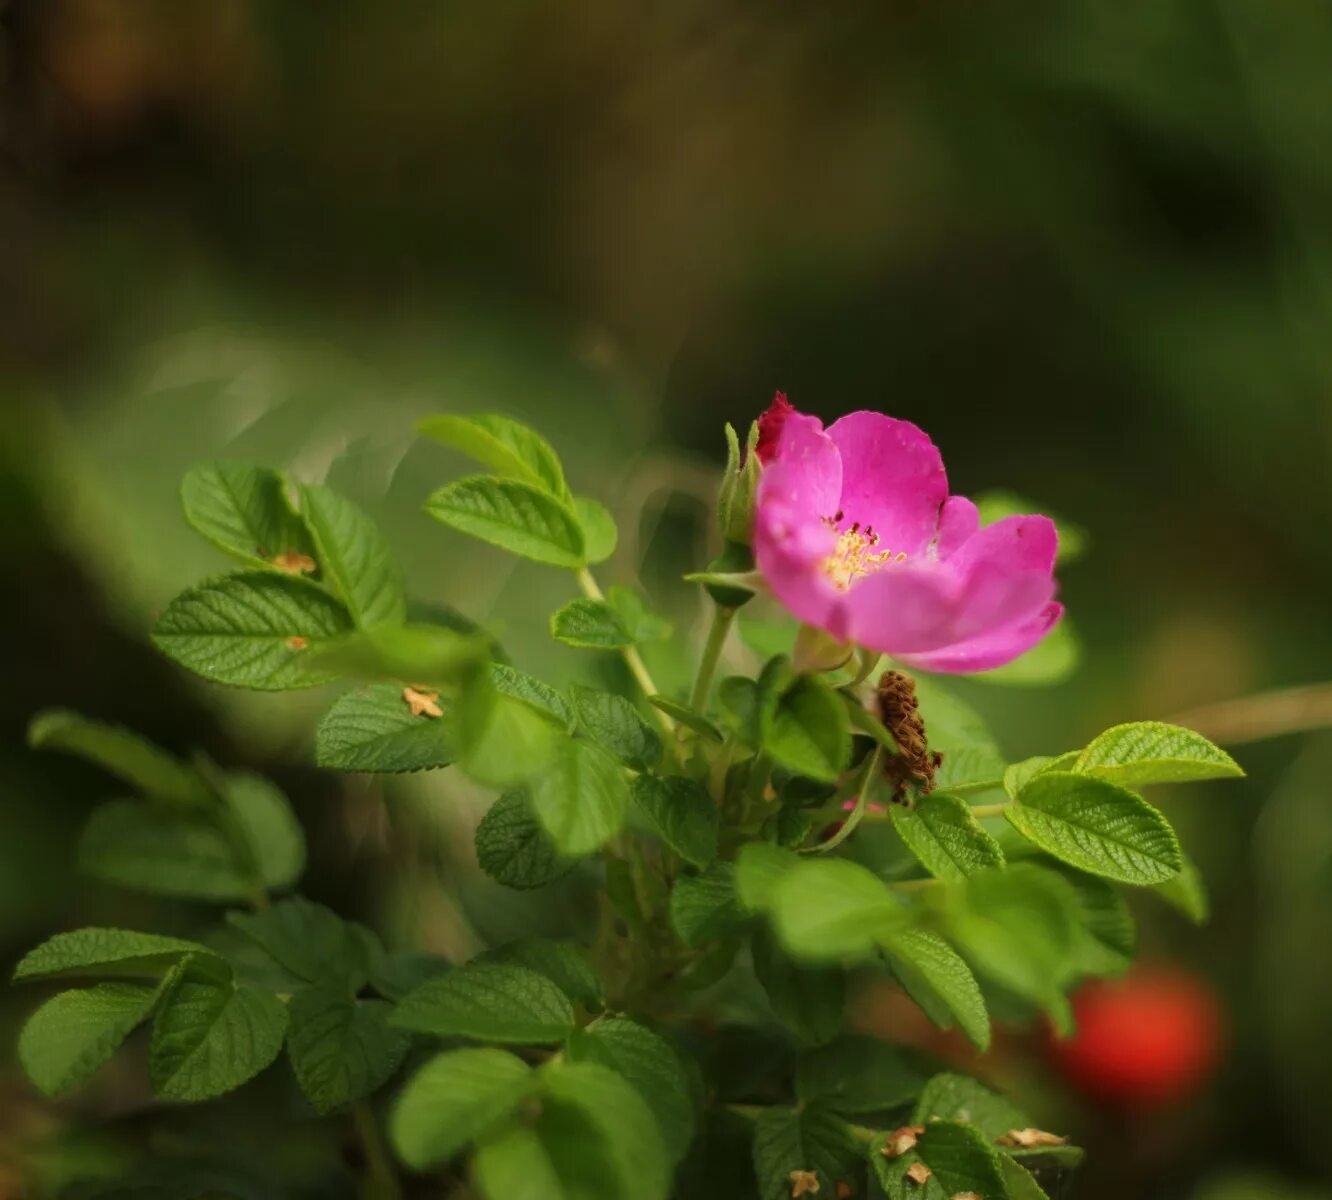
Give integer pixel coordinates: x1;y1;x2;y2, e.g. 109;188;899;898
15;415;1243;1198
391;961;576;1043
1006;772;1183;885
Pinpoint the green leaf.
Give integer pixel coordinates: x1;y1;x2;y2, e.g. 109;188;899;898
424;476;585;566
531;738;630;856
570;684;662;771
77;801;259;903
912;1071;1027;1136
574;496;618;564
911;676;1005;781
606;585;672;642
14;928;211;982
795;1035;927;1115
479;938;603;1011
227;897;370;993
734;842;800;912
294;481;405;628
872;1120;1008;1200
1002;1156;1054;1200
1074;721;1243;787
1003;754;1075;799
1153;850;1209;923
940;864;1082;1026
389;1047;535;1171
392;961;576;1044
315;683;453;772
450;667;562;788
550;598;635;649
474;790;576;890
752;1104;860;1200
28;709;210;807
717;676;762;745
1007;772;1183;885
312;622;484;684
285;988;409;1114
418;413;571;501
1056;867;1136;976
180;461;314;570
19;983;159;1096
491;663;576;730
881;928;990;1051
762;674;851;782
631;774;718;868
566;1015;695;1161
222;770;306;893
649;695;724;742
538;1060;672;1200
471;1125;564;1200
752;927;845;1046
152;572;354;690
890;792;1006;881
149;956;287;1101
771;858;905;963
670;863;747;946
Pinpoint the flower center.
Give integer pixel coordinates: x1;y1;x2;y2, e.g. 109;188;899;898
821;516;907;591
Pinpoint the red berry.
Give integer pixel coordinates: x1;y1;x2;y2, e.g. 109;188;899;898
1049;967;1224;1109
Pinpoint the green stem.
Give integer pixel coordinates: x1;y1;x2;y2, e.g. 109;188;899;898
947;777;1006;796
576;568;673;735
968;801;1010;818
688;605;736;715
352;1100;402;1200
805;748;882;854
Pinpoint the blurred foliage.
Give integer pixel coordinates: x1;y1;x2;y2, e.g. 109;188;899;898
4;0;1332;1194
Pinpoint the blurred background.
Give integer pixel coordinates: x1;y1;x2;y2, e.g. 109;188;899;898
3;1;1332;1196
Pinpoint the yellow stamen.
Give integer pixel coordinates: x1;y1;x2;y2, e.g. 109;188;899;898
821;520;907;591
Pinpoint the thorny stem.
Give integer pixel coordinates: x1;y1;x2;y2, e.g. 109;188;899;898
575;568;674;736
352;1100;402;1200
688;604;737;717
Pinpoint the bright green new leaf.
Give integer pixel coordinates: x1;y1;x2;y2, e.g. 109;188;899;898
1153;850;1209;923
631;774;718;868
538;1060;672;1200
762;674;851;783
752;1104;860;1200
570;684;662;771
574;496;618;564
19;983;159;1097
734;842;800;912
1054;866;1136;976
392;961;576;1044
550;598;635;648
890;792;1006;881
771;858;906;963
28;709;210;807
752;927;845;1046
13;928;211;983
670;863;746;946
491;663;575;731
315;683;453;773
531;737;630;856
152;571;354;690
149;957;287;1101
295;481;405;628
418;413;571;501
449;667;562;788
390;1047;534;1171
471;1125;563;1200
606;585;672;642
285;987;409;1114
179;461;314;570
424;476;585;566
1075;720;1243;787
1007;772;1183;885
795;1035;927;1115
882;927;990;1051
566;1015;695;1161
474;791;576;890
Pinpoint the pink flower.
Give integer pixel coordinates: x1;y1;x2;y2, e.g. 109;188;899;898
753;401;1062;673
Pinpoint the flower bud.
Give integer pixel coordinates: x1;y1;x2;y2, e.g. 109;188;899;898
717;421;761;546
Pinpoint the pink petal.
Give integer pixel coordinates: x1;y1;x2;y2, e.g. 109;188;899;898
825;412;948;554
837;561;968;654
896;602;1064;673
760;412;842;518
949;513;1058;575
935;495;979;559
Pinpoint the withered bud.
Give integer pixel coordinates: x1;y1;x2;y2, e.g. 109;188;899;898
877;670;943;804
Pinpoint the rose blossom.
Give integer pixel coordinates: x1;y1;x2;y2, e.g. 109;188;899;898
753;398;1061;673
